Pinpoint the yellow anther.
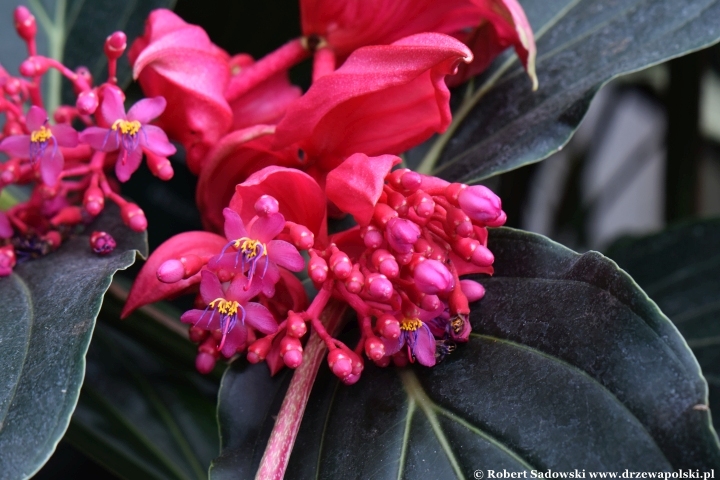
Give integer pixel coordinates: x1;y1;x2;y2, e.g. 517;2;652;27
111;119;142;136
30;126;52;143
231;237;267;259
209;298;240;316
400;318;423;332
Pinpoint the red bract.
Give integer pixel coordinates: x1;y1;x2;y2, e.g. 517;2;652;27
450;0;537;88
300;0;481;60
195;132;300;233
228;166;328;247
273;33;473;172
129;9;233;174
122;231;227;317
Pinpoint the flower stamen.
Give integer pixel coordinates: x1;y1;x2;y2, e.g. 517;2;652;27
111;119;142;136
400;318;423;331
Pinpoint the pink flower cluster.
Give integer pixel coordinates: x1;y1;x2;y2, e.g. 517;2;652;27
123;2;534;380
0;8;177;275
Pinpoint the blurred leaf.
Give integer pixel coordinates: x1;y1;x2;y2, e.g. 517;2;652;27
429;0;720;183
607;218;720;434
0;204;147;479
211;228;720;478
65;313;220;480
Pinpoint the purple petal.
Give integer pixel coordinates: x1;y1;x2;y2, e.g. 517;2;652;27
40;146;64;186
0;211;12;239
115;146;143;183
79;127;119;152
223;208;248;241
220;325;247;358
249;212;285;243
226;275;263;303
413;325;436;367
127;96;166;123
268;240;304;272
382;336;403;356
180;309;205;325
141;125;176;156
245;302;277;335
50;123;78;147
0;135;31;158
101;88;126;123
181;308;221;331
208;252;241;273
26;106;48;131
199;270;224;304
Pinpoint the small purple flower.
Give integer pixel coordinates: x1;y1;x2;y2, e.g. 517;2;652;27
211;208;305;296
80;88;176;182
0;106;78;186
383;316;437;367
180;271;277;358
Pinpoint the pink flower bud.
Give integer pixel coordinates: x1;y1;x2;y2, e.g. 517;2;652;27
254;195;279;216
90;231;116;255
458;185;504;224
146;151;174;180
410;192;435;218
444;182;467;202
289;224;314;250
189;325;209;343
157;259;185;283
342;373;361;385
287;313;307;338
76;91;98;115
414;259;454;295
373;203;398;226
20;56;49;77
330;250;352;279
460;279;486;302
378;314;401;340
13;6;36;42
345;266;364;293
364;336;385;361
51;206;83;227
421;294;441;311
281;336;303;368
386;218;420;254
0;246;17;277
328;349;353;378
374;356;391;368
4;77;21;95
283;349;303;368
195;352;216;374
470;244;494;266
247;336;273;363
446;207;473;237
309;255;329;283
121;203;147;232
366;273;393;301
400;171;422;192
104;31;127;60
361;225;383;249
83;186;105;216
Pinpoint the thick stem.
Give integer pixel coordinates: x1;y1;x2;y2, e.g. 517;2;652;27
225;38;309;102
255;299;347;480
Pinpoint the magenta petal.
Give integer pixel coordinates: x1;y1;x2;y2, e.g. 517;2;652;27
260;261;280;297
101;88;126;123
223;208;249;241
127;96;167;123
220;325;247;358
382;336;403;356
208;253;241;273
0;211;12;239
199;270;224;304
26;106;48;131
141;125;176;156
249;212;285;243
115;147;143;183
226;274;263;303
180;309;205;325
40;147;64;186
245;302;277;335
79;127;119;152
413;325;436;367
50;124;79;147
268;240;304;272
0;135;31;158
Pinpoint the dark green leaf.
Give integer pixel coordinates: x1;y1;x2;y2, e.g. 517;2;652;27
607;218;720;434
65;313;220;480
0;205;147;479
432;0;720;183
212;228;720;478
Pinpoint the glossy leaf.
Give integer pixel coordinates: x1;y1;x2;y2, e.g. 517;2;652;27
212;228;720;478
65;307;220;480
0;205;147;479
607;218;720;434
430;0;720;183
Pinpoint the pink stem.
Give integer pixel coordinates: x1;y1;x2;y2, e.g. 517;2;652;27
312;46;335;82
225;38;309;102
255;299;347;480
